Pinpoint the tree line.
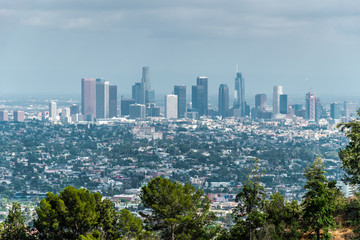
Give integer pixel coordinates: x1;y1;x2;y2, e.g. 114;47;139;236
2;115;360;239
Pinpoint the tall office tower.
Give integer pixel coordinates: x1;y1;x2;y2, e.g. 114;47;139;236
121;99;136;116
174;85;186;118
279;94;288;114
234;72;245;116
344;101;357;118
315;97;323;122
132;82;142;103
13;110;25;122
192;76;208;116
49;101;57;121
0;110;9;121
218;84;229;118
81;78;96;118
255;94;267;109
305;92;316;121
139;66;155;104
273;86;283;116
129;104;146;119
109;85;117;118
330;103;342;119
165;94;178;119
70;104;80;115
146;90;155;104
96;79;109;118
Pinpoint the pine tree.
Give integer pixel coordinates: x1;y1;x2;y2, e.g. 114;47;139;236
140;177;217;240
301;158;336;240
231;159;267;240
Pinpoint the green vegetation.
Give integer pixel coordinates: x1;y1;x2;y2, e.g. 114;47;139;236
301;158;336;239
140;177;217;240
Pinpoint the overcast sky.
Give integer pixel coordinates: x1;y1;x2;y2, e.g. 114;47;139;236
0;0;359;98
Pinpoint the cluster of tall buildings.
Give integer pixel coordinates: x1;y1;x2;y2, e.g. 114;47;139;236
0;108;25;122
81;78;117;120
11;65;354;123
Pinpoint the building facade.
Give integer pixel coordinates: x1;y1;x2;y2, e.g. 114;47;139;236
218;84;229;118
109;85;117;118
165;94;178;119
273;86;283;116
234;72;245;117
174;85;186;118
81;78;96;118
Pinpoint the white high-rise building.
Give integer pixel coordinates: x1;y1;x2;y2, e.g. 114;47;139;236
49;101;57;121
273;86;283;116
165;94;178;119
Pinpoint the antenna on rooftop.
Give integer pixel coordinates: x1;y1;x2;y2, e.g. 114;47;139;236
236;64;239;73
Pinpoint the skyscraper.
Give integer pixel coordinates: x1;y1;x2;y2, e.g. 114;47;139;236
330;103;342;120
139;66;155;104
109;85;117;118
49;101;57;121
121;99;136;116
344;101;357;118
13;110;25;122
192;76;208;116
165;94;178;119
279;94;288;114
96;79;109;118
70;104;80;115
255;94;267;109
132;82;142;103
218;84;229;118
0;110;9;122
174;85;186;118
273;86;283;116
81;78;96;118
234;72;245;117
305;91;316;121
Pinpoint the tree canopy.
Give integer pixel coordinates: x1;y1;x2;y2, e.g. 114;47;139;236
338;110;360;185
301;158;337;240
140;177;217;240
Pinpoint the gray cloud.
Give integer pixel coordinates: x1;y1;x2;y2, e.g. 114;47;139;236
0;0;359;97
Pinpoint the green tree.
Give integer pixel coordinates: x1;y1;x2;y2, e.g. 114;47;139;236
301;158;336;240
34;186;120;240
140;177;216;240
338;110;360;185
263;192;301;240
230;159;267;240
118;209;153;240
0;202;35;240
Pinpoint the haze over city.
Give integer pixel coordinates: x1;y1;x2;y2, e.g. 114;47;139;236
1;0;359;97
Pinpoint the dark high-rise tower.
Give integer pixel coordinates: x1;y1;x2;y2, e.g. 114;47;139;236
81;78;96;118
132;82;142;103
330;103;342;120
192;76;208;116
279;94;288;114
109;85;117;118
174;85;186;118
96;78;109;118
218;84;229;118
255;94;267;109
234;72;245;117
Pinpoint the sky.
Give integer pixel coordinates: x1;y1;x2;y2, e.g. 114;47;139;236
0;0;360;98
